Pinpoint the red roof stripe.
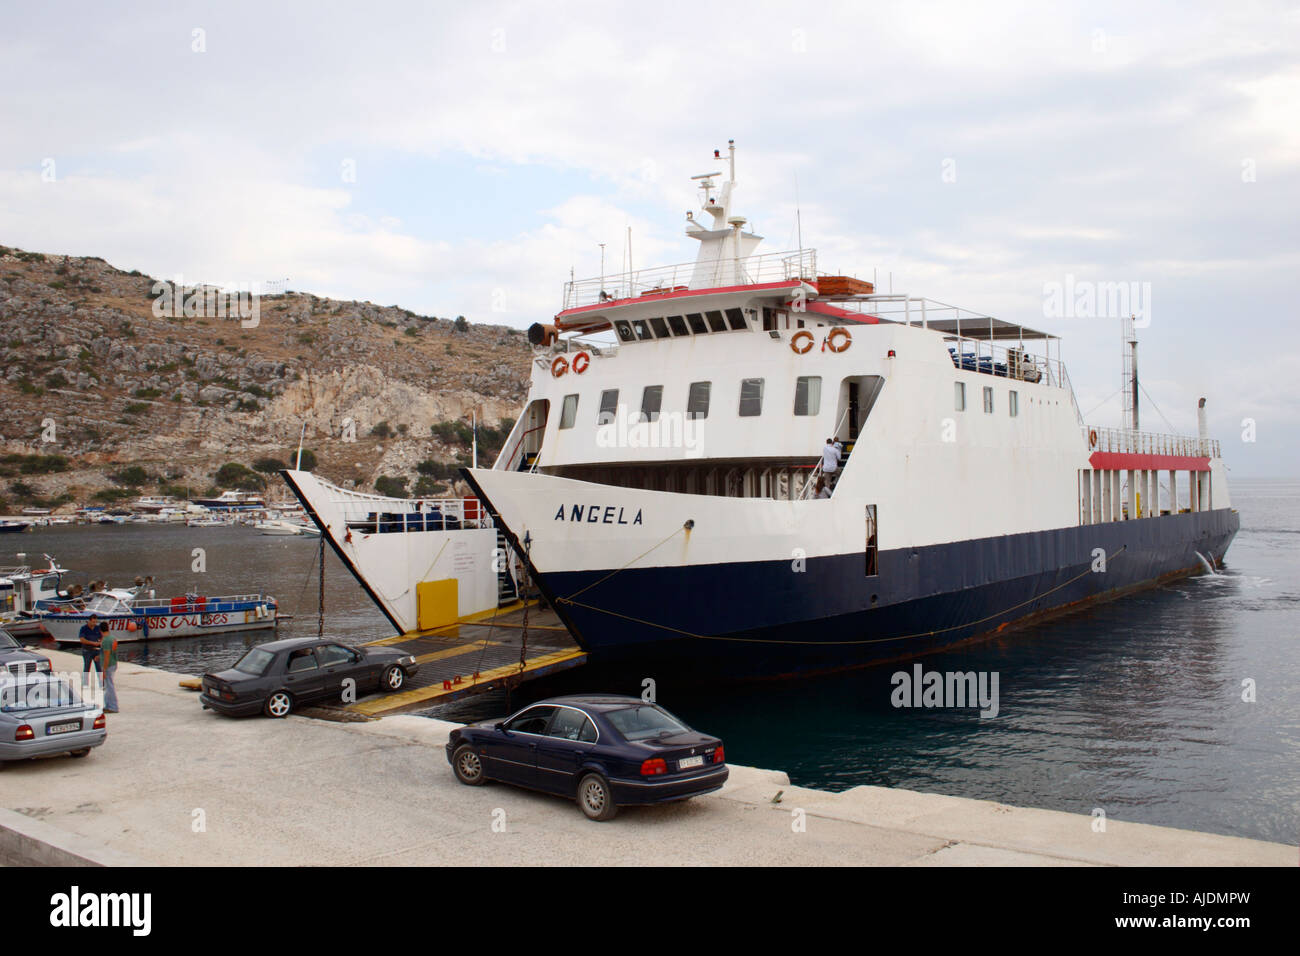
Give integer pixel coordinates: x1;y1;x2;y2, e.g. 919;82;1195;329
1088;452;1212;472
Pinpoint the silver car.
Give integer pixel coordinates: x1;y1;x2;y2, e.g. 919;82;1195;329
0;672;106;764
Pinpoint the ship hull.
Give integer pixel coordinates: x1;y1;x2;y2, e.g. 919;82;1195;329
511;507;1239;678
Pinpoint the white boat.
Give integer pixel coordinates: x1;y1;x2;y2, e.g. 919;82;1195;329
190;490;266;511
186;514;233;528
254;519;320;536
285;140;1239;678
38;589;279;643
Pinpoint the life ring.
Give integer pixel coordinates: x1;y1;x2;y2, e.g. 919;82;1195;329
550;355;569;377
790;330;815;355
1088;429;1098;449
827;327;852;353
571;351;590;374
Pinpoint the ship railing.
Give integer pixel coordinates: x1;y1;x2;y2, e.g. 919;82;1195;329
1085;425;1220;459
128;593;271;610
562;248;818;311
318;486;494;532
502;423;547;473
833;294;1071;390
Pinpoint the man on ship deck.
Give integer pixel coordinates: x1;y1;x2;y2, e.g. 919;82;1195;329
821;438;841;487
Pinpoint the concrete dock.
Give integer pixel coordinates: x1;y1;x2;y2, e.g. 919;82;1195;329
0;650;1290;867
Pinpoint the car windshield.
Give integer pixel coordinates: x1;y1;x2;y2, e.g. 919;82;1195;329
233;648;274;676
606;704;689;741
0;630;19;650
0;675;84;712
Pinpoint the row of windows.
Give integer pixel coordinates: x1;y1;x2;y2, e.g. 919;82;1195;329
613;308;749;343
558;376;825;429
955;382;1019;417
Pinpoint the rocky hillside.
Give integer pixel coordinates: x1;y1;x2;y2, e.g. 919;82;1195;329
0;244;536;510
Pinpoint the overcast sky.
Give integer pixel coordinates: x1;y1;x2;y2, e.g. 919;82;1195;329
2;1;1296;475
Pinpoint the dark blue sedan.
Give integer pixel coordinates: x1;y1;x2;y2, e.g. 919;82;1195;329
446;695;728;820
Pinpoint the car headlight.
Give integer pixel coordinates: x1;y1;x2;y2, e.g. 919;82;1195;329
35;660;51;672
400;656;416;666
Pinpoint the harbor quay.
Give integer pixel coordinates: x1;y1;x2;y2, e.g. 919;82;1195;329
0;649;1289;867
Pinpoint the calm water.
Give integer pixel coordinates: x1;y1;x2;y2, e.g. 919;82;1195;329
13;478;1298;844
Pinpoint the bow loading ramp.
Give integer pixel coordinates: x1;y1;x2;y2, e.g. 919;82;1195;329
347;600;587;716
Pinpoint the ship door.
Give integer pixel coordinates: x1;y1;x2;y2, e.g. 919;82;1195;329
865;505;878;576
504;399;549;471
848;382;860;439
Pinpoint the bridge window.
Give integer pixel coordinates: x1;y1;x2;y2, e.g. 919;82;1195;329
614;320;634;342
1009;391;1019;417
667;314;689;336
726;308;747;330
687;381;711;419
686;313;707;334
706;310;727;332
739;378;765;417
632;319;652;341
597;389;619;425
983;386;994;414
955;382;966;411
649;316;669;338
640;386;663;423
559;393;579;429
794;376;822;416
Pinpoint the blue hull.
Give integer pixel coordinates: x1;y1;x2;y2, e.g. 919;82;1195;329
530;509;1240;678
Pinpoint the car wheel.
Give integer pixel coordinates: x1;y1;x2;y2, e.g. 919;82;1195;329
382;665;405;692
264;690;293;718
452;744;487;786
69;749;91;759
577;773;618;821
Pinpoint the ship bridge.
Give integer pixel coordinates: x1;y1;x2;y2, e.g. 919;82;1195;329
506;141;1079;503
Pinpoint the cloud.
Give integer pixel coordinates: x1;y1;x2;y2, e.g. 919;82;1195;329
1;0;1297;471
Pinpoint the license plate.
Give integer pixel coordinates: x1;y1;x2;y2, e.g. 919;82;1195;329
678;755;704;770
47;720;81;735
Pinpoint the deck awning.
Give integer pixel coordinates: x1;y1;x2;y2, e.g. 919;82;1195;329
925;317;1058;341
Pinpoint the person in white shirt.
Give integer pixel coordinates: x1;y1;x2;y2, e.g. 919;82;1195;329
821;438;841;478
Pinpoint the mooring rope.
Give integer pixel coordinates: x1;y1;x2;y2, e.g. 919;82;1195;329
557;525;689;606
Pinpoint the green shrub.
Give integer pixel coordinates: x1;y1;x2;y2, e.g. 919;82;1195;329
375;475;408;498
109;465;150;485
253;457;288;474
214;462;264;491
413;476;446;497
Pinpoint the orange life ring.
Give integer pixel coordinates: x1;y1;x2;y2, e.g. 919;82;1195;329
827;327;852;353
571;351;590;374
790;330;815;355
551;355;569;377
1088;429;1098;449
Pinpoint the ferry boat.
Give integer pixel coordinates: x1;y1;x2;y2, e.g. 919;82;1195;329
286;142;1239;678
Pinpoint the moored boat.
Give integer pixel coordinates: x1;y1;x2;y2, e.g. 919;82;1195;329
39;590;279;643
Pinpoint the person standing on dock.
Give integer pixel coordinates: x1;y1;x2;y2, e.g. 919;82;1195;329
99;622;119;713
79;615;103;683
